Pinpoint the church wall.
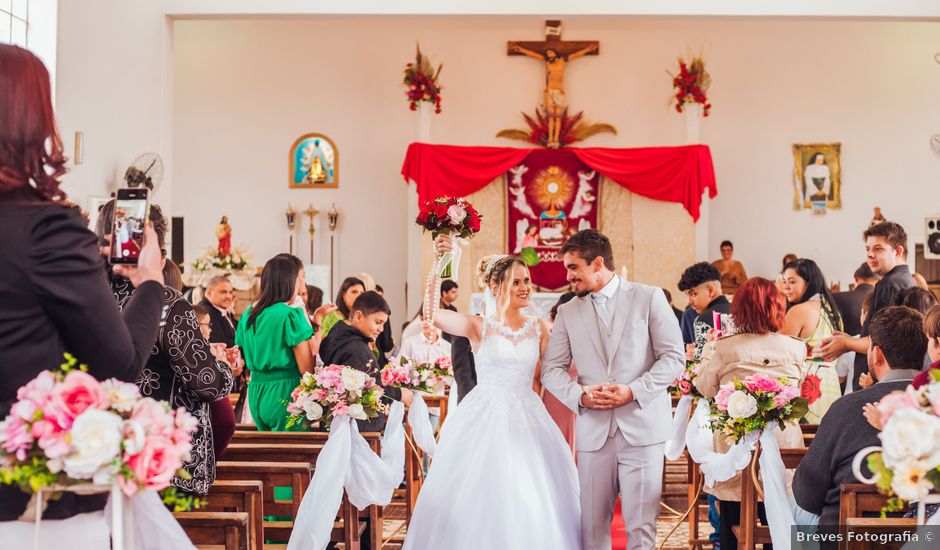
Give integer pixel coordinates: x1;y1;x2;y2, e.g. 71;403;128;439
171;17;940;320
54;0;174;210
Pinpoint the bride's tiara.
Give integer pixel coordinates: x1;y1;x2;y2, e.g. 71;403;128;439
481;254;513;285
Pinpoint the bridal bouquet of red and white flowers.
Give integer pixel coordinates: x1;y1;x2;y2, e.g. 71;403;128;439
0;354;197;497
416;196;481;240
416;196;481;281
286;363;387;430
708;373;808;444
382;355;453;395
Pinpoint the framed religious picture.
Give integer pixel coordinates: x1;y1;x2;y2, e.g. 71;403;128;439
289;133;338;189
792;143;841;211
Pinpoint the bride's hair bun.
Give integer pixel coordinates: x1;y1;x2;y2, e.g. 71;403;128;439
477;255;504;288
477;254;522;289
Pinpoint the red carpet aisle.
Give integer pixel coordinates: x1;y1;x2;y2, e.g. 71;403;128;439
612;497;628;549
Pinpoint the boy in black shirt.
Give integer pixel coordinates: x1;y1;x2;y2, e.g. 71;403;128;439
678;262;733;360
319;291;405;432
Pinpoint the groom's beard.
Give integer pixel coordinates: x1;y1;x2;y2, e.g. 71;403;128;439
575;290;591;298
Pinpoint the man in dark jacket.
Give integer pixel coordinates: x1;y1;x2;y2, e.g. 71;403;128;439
200;275;237;347
451;335;477;402
792;306;926;534
832;263;877;336
319;291;402;432
819;222;915;390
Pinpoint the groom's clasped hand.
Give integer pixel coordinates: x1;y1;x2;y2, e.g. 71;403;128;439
580;384;634;409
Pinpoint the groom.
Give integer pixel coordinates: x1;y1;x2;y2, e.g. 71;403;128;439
541;229;684;550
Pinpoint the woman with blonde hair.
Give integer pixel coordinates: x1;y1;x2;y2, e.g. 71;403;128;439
403;239;580;550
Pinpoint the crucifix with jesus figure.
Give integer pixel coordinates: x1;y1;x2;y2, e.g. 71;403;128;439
507;21;602;148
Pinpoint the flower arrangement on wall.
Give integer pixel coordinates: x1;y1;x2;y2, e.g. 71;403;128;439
670;55;712;116
404;44;443;114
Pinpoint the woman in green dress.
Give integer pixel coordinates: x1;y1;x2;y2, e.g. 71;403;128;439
318;276;366;338
236;254;318;431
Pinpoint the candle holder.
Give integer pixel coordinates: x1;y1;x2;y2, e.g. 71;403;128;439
304;204;319;264
327;204;339;294
286;205;297;254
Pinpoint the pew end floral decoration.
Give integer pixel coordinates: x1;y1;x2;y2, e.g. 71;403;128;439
286;363;387;430
382;355;454;395
708;373;808;444
860;374;940;515
0;354;197;498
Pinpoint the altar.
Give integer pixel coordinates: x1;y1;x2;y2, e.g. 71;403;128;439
402;142;717;313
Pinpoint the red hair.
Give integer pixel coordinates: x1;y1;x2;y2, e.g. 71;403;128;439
731;277;786;334
0;45;67;201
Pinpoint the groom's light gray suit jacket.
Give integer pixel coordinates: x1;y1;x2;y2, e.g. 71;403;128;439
541;278;684;452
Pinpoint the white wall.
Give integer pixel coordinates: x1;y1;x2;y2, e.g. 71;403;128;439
54;0;174;211
704;21;940;284
172;16;940;317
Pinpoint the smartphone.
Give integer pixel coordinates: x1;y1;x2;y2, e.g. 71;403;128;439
109;187;150;264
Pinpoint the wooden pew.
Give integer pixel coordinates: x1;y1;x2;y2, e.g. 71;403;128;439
800;423;818;447
205;480;264;550
734;446;808;549
174;510;248;550
228;430;384;550
839;483;892;523
685;456;712;549
839;483;912;550
223;443;323;464
844;518;917;550
404;393;449;518
215;461;313;546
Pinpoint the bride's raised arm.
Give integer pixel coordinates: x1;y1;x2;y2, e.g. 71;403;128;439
426;234;483;344
433;309;483;343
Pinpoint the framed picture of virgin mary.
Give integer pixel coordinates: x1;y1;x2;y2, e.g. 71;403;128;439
290;133;338;189
793;143;841;211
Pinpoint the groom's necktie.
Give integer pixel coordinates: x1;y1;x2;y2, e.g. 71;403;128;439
591;292;612;332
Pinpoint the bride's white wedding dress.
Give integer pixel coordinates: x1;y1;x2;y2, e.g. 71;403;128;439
402;316;581;550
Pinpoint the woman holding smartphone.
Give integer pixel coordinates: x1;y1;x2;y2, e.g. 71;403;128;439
0;44;165;545
96;201;235;495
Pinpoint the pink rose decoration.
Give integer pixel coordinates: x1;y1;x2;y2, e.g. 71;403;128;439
332;402;348;417
16;370;57;409
130;399;175;438
32;419;69;459
678;379;692;396
120;437;182;496
715;386;734;411
49;370;107;429
876;391;920;426
0;417;33;461
746;374;783;394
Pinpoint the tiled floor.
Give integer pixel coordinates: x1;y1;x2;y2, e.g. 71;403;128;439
379;502;706;550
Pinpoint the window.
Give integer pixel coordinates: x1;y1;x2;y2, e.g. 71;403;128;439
0;0;29;47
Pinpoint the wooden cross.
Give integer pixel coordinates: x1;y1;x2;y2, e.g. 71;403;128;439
508;20;599;148
507;20;599;61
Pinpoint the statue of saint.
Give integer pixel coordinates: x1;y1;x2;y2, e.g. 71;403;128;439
511;43;597;148
306;155;328;183
216;215;232;257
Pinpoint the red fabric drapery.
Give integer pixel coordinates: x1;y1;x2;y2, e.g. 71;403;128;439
401;142;717;221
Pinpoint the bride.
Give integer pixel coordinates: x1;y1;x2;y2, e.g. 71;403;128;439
402;246;581;549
